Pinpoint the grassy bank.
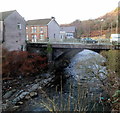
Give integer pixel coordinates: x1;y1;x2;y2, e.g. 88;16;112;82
100;50;120;112
101;50;120;77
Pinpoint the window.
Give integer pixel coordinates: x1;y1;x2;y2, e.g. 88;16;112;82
40;34;44;40
54;34;55;38
40;27;43;31
32;35;36;38
31;27;37;33
40;27;44;33
21;45;23;51
32;35;37;42
26;27;28;33
17;23;21;30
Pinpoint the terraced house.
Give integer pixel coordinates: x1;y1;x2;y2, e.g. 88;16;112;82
0;10;26;51
26;17;60;42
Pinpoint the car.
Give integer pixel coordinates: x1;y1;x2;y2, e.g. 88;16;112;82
81;38;98;43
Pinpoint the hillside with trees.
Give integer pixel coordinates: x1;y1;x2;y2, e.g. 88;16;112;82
61;7;120;38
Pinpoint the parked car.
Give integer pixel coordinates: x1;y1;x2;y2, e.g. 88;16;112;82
81;38;98;43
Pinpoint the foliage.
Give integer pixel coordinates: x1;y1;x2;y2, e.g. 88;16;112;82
112;90;120;103
100;50;120;77
63;7;119;38
112;90;120;98
39;81;88;112
100;50;120;112
46;44;52;53
2;49;48;77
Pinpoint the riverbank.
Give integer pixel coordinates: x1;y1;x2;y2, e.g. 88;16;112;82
2;55;69;112
2;73;51;111
100;50;120;112
2;49;120;112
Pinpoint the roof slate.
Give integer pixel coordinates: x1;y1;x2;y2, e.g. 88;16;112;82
60;26;76;33
27;19;51;26
0;10;16;21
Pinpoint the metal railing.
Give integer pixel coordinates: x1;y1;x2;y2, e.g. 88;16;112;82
26;38;112;45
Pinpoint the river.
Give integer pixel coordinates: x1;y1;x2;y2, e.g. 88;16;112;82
22;49;111;112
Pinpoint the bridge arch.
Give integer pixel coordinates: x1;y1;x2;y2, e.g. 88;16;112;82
53;48;103;61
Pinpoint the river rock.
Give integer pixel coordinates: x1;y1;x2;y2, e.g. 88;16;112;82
3;89;16;99
40;73;51;78
2;103;8;110
14;90;24;97
35;79;41;83
38;86;42;90
65;74;70;78
25;95;31;100
44;77;52;84
28;83;39;92
30;92;38;97
12;106;20;110
17;101;23;105
12;92;29;104
19;92;29;99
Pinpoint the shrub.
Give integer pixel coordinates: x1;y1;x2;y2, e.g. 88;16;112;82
2;49;48;78
100;50;120;77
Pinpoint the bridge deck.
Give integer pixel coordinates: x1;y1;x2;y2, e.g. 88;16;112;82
27;42;120;50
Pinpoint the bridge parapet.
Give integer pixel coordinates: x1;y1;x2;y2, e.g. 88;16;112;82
27;42;120;50
26;43;120;62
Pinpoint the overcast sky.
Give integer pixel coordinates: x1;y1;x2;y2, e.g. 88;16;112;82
0;0;119;24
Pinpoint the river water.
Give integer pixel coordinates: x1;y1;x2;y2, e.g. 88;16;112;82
22;49;111;112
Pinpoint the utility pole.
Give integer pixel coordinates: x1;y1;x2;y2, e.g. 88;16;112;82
111;22;112;34
100;19;104;38
101;25;102;37
116;19;118;34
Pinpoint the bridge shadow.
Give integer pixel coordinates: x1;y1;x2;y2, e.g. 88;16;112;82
54;48;102;61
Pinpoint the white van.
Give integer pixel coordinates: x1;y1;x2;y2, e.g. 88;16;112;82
110;34;120;45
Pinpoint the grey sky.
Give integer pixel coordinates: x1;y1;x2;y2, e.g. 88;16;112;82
0;0;119;24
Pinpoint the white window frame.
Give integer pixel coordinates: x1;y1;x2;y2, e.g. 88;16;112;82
26;35;29;40
31;26;37;33
17;23;22;30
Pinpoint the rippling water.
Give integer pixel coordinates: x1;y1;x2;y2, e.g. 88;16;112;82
23;49;111;112
66;49;107;81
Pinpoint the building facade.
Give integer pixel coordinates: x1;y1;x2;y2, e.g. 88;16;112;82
60;26;77;39
26;17;60;42
0;10;26;51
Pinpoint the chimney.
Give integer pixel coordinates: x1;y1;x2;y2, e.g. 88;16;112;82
51;17;55;20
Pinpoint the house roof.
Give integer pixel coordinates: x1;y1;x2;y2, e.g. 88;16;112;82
27;19;52;26
60;26;76;33
0;10;16;21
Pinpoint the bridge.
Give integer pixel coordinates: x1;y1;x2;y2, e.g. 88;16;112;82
26;41;120;62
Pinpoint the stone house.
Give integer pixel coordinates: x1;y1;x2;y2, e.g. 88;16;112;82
0;10;26;51
26;17;61;42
